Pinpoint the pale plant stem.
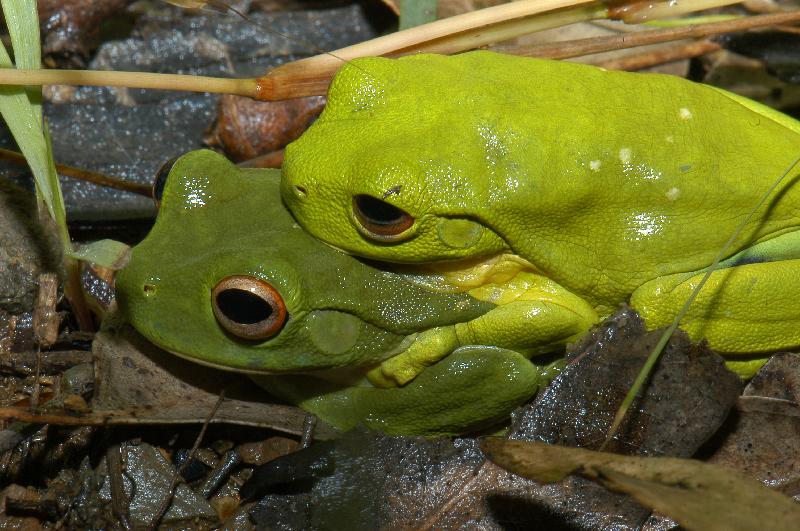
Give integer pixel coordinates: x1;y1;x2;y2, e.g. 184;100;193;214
499;10;800;59
0;0;752;100
0;69;258;97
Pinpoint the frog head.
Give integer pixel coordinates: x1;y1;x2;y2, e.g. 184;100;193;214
116;150;491;374
281;53;516;264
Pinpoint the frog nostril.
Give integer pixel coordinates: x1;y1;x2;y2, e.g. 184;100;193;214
143;284;157;295
293;185;307;198
212;276;287;340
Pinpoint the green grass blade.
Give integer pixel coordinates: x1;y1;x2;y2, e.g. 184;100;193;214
1;0;42;119
0;0;68;248
70;240;131;270
0;1;94;329
43;122;70;246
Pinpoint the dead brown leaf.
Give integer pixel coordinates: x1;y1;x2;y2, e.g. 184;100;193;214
482;439;800;531
88;324;337;437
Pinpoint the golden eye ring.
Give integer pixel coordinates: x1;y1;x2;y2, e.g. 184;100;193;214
211;275;287;341
352;194;414;241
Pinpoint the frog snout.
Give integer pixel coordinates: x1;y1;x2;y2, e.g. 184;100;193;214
113;266;159;320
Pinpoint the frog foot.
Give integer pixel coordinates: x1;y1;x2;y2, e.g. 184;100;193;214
367;326;459;388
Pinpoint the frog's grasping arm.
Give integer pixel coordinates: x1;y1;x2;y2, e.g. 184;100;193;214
629;229;800;378
368;271;598;387
258;345;545;436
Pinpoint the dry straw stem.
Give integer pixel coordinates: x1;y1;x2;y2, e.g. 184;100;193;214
0;70;259;98
256;0;747;99
258;0;604;98
0;0;604;98
498;9;800;59
0;0;746;100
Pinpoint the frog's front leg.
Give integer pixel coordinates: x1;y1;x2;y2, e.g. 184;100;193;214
369;272;598;387
256;346;546;436
631;255;800;378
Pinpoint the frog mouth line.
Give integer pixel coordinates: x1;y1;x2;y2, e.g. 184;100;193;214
370;251;539;293
158;341;355;376
159;345;285;376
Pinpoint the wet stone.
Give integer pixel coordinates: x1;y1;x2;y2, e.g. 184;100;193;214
39;0;132;67
0;4;380;221
59;363;95;397
501;308;742;530
512;307;743;458
206;94;326;162
0;181;60;317
97;442;218;526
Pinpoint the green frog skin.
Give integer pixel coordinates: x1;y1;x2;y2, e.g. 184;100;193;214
281;51;800;384
116;150;571;436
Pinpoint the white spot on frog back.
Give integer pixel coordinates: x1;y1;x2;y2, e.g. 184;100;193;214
666;187;680;200
665;135;674;143
679;107;693;120
619;148;632;165
589;160;602;171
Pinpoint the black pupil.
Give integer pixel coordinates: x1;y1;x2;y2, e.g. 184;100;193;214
216;289;273;324
153;157;178;203
354;195;406;226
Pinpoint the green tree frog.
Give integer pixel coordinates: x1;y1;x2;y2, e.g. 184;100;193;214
116;150;571;436
282;51;800;383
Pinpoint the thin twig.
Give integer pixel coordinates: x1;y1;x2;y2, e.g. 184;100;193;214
595;40;722;71
106;443;133;530
146;390;226;531
0;349;92;376
0;405;308;435
255;0;745;98
30;346;41;412
0;0;601;101
497;10;800;59
0;148;152;196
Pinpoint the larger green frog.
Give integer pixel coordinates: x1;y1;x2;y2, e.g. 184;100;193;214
116;150;571;436
282;51;800;384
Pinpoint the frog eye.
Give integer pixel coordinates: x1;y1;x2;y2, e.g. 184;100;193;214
212;276;287;341
152;156;179;208
352;194;414;241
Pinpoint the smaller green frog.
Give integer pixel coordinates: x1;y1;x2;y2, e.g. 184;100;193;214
116;150;569;436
